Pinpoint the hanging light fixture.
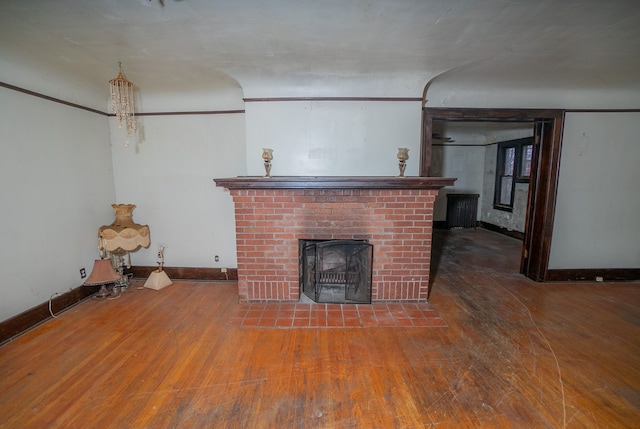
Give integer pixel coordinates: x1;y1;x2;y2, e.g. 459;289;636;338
109;62;136;144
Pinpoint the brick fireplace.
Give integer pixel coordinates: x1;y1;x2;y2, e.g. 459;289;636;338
214;177;455;303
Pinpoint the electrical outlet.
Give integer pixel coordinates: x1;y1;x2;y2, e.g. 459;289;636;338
80;267;86;278
221;268;228;273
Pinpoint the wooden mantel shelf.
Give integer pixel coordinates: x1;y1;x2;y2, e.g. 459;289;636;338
214;176;456;190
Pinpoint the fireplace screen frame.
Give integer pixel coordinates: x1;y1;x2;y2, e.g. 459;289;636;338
299;239;373;304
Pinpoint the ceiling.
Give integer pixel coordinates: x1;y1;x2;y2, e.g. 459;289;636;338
1;0;639;107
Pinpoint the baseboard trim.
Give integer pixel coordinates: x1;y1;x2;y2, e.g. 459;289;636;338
0;284;99;346
478;221;525;241
1;266;238;344
126;266;238;281
433;220;481;230
434;220;524;241
546;268;640;282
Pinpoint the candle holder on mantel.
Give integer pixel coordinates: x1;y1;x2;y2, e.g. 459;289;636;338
397;147;409;177
262;148;274;178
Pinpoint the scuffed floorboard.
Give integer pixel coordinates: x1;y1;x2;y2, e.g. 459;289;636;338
0;228;638;428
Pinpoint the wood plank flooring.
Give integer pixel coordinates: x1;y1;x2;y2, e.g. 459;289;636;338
1;228;638;428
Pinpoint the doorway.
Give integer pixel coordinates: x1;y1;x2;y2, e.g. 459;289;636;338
421;108;565;282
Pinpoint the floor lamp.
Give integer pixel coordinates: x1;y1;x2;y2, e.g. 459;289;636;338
86;204;150;297
99;204;150;287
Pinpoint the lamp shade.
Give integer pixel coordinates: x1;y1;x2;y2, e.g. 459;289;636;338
99;204;150;254
144;269;173;290
84;259;122;285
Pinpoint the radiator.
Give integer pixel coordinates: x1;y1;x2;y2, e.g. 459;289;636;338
446;193;479;229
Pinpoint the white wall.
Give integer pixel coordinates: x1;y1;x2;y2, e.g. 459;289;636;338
110;112;246;269
430;124;533;223
0;87;115;321
426;83;640;110
244;101;423;177
3;73;638;323
549;112;640;269
432;142;531;230
480;143;529;233
110;99;423;271
431;145;485;220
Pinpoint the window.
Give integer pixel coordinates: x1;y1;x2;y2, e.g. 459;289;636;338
494;137;533;211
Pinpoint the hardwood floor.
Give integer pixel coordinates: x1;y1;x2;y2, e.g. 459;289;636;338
1;228;638;428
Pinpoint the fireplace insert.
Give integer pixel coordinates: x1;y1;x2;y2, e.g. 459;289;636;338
299;239;373;304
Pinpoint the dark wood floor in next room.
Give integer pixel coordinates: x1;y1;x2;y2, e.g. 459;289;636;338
0;228;638;428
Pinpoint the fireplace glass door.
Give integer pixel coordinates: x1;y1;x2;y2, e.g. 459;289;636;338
300;239;373;304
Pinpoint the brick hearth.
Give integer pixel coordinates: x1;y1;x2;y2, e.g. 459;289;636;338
215;177;455;303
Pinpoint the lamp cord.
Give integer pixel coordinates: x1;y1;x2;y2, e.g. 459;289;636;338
49;293;59;318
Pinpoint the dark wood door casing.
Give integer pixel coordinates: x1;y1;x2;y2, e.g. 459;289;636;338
522;116;565;281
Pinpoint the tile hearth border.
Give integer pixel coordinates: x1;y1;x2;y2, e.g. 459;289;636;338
225;302;448;329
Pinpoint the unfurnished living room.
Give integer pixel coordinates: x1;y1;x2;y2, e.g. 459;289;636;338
1;1;639;428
